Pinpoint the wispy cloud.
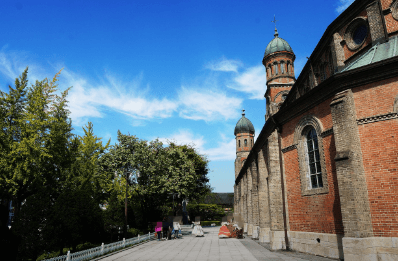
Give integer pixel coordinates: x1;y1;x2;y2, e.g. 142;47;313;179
178;87;243;121
158;129;236;161
0;46;48;86
0;49;245;125
227;65;267;100
205;57;243;73
336;0;354;13
158;129;206;150
62;69;178;125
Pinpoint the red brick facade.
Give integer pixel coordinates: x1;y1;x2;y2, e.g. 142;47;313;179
234;1;398;259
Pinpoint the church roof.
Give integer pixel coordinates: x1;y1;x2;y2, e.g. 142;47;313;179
341;35;398;72
234;110;255;136
264;29;293;57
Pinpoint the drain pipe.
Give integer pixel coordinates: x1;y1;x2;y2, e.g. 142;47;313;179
271;115;289;250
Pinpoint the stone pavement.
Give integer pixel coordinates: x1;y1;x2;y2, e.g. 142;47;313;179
97;227;336;261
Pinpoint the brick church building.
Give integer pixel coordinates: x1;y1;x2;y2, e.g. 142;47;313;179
233;0;398;260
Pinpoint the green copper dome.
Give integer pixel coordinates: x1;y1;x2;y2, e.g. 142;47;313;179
264;29;293;57
234;110;255;136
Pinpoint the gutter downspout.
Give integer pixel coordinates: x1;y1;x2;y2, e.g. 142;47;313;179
270;115;289;250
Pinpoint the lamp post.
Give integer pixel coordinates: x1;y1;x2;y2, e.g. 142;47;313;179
123;163;132;239
169;193;180;216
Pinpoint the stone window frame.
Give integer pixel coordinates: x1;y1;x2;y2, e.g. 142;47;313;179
293;115;329;196
268;64;273;77
392;0;398;21
274;90;290;102
280;60;285;74
344;17;369;51
273;62;279;75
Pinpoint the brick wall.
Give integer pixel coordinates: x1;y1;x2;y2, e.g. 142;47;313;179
278;98;343;235
353;76;398;118
380;0;393;10
269;87;292;103
281;98;334;148
359;120;398;237
353;78;398;237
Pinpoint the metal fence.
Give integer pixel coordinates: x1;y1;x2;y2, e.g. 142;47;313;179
44;232;154;261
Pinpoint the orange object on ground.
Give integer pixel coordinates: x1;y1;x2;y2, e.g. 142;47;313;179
218;225;231;238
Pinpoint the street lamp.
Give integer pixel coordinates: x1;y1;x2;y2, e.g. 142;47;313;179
169;193;180;216
122;163;133;239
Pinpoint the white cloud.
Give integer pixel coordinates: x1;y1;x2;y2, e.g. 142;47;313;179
61;69;178;125
205;58;243;73
0;47;48;86
158;129;206;149
178;87;243;121
203;138;236;161
227;65;267;100
0;48;244;125
336;0;355;13
158;129;236;161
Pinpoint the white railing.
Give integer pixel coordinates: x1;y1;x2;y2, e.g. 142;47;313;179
44;232;154;261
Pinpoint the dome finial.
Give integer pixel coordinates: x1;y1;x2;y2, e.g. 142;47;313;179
272;15;279;38
242;109;245;116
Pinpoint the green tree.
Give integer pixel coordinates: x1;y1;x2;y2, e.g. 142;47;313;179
99;132;211;230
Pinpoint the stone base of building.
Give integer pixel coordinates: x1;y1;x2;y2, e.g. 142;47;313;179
248;224;253;236
288;231;344;260
270;230;286;250
259;227;270;243
252;226;259;239
342;237;398;261
244;223;248;233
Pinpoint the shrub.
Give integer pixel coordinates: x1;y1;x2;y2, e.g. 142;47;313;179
201;221;221;226
187;204;224;222
76;242;99;251
127;228;143;238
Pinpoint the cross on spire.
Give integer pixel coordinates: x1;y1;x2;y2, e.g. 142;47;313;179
271;15;278;29
272;15;279;37
242;109;245;116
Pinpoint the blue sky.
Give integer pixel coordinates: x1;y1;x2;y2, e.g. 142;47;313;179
0;0;354;192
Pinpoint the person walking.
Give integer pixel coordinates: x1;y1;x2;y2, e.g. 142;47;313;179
155;221;162;241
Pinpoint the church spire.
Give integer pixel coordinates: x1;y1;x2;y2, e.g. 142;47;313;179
272;15;279;38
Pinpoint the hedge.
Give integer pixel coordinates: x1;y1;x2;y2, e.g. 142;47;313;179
201;221;221;226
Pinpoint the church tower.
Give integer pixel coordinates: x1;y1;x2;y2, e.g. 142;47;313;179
234;110;255;179
263;26;296;120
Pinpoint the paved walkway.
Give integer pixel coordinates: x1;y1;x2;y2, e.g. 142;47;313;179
98;227;336;261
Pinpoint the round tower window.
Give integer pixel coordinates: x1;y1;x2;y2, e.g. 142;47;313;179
353;24;367;45
345;17;368;51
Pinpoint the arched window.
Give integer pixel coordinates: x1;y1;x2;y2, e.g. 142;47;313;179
244;139;247;147
239;140;241;147
280;61;285;74
287;62;291;75
306;128;323;188
294;115;329;196
274;63;278;75
251;139;253;147
268;64;272;76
